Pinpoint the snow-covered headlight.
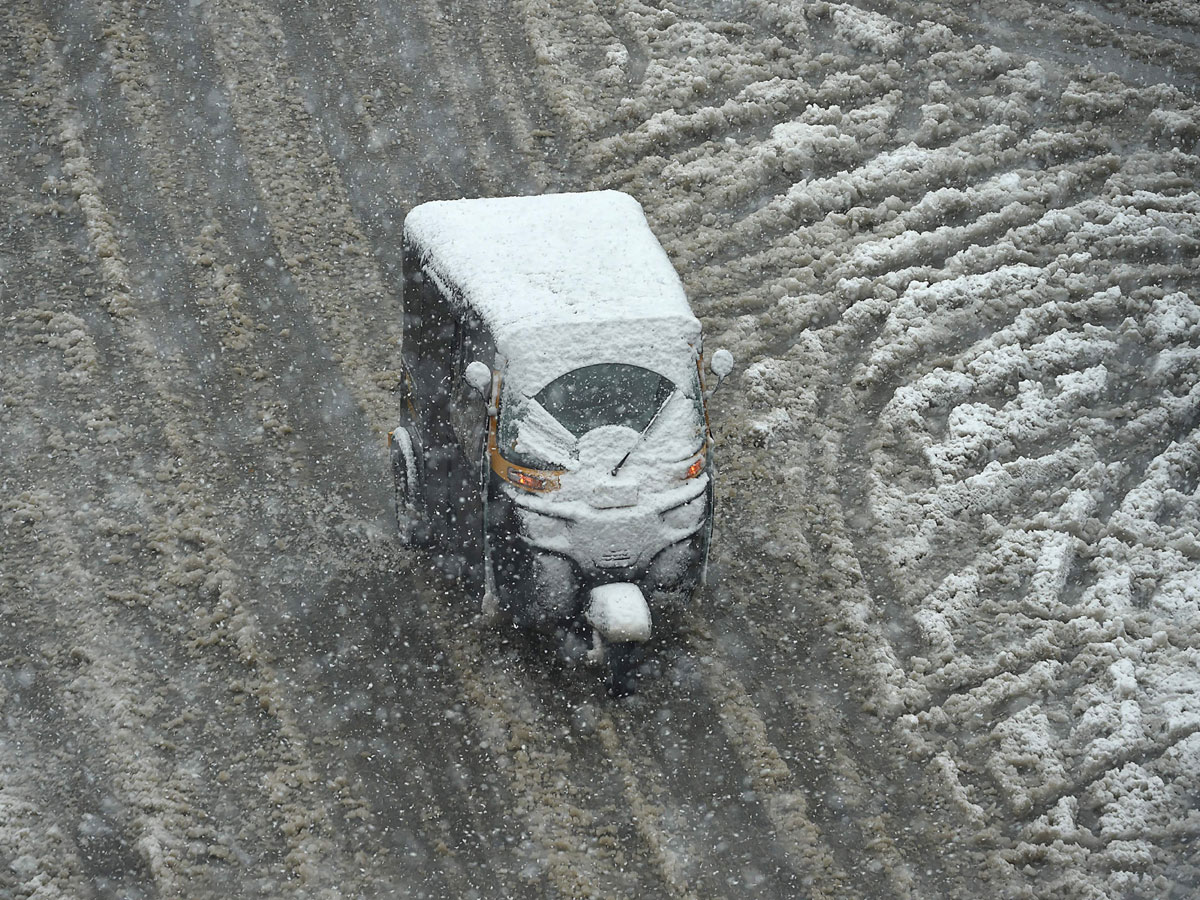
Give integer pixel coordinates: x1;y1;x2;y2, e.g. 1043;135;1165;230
507;466;560;492
646;536;703;591
517;505;568;543
661;491;706;532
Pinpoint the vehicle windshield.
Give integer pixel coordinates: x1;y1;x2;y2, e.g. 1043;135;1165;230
499;363;698;469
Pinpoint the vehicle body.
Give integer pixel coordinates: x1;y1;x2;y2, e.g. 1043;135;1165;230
390;190;732;693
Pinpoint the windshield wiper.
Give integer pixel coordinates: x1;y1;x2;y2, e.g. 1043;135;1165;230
610;391;675;476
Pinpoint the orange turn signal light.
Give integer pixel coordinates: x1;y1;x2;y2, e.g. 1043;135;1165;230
685;456;705;479
507;467;560;492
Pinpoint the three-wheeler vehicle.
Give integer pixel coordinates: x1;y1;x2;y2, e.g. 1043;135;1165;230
390;190;732;694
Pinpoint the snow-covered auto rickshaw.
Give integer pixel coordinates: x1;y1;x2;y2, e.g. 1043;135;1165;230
390;190;733;693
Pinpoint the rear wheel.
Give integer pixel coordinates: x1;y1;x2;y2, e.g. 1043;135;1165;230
390;426;425;546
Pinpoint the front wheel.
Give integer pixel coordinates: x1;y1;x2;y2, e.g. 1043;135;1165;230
606;641;647;698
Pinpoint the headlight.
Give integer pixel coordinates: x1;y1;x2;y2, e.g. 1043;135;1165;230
662;491;706;532
646;537;703;591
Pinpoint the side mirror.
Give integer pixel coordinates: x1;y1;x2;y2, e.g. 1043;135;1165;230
709;349;734;391
464;360;492;400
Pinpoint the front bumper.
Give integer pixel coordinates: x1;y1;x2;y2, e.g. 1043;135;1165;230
485;474;711;626
585;583;652;642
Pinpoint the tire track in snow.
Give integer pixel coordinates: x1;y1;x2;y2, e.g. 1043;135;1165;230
8;6;373;891
0;768;88;900
71;0;304;477
831;217;1194;894
697;636;921;898
0;64;135;893
698;377;958;892
511;0;633;142
888;0;1200;91
602;666;820;898
691;651;861;898
3;494;217;895
466;0;561;193
0;106;278;900
591;714;703;900
197;0;405;436
69;0;396;588
0;258;96;900
432;617;655;898
52;2;536;893
195;3;685;895
265;0;470;217
408;0;506;194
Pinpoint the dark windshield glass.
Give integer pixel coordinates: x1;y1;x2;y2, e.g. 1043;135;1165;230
534;364;675;437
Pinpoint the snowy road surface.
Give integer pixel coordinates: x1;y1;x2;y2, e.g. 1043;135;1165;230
2;0;1199;897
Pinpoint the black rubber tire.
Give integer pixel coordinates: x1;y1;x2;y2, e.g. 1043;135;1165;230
391;430;427;547
606;642;646;698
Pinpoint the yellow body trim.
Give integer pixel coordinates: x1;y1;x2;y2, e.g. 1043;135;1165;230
488;413;564;492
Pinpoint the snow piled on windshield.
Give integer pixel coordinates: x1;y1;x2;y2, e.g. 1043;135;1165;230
516;391;703;478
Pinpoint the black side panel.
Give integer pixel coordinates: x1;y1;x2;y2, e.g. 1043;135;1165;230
485;475;539;621
401;245;455;433
400;244;489;587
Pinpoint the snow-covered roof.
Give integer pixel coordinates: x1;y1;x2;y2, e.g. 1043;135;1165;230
403;191;701;393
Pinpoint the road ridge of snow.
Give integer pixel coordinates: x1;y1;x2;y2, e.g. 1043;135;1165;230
197;0;405;436
7;6;367;892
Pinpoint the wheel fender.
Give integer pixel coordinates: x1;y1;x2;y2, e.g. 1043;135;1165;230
585;583;652;643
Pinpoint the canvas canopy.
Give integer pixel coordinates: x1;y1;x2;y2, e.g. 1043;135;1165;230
403;190;702;396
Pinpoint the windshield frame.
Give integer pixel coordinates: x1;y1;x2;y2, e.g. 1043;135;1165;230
497;362;703;470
